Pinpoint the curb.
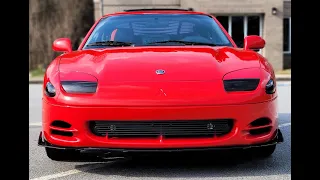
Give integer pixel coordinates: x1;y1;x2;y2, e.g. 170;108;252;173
29;80;43;84
276;77;291;81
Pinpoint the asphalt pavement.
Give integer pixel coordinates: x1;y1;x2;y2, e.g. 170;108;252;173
29;81;291;180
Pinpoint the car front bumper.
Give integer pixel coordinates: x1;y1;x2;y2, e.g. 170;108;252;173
38;128;283;153
41;98;279;149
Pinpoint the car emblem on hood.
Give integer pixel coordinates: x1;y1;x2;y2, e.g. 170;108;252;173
155;69;165;75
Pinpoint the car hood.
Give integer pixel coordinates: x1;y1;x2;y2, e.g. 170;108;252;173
58;46;261;82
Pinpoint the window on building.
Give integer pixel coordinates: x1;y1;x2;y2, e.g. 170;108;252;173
216;16;229;33
231;16;244;48
216;15;263;49
247;16;260;36
283;18;291;54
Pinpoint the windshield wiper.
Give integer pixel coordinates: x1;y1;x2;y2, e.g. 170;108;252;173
86;41;134;47
147;40;217;46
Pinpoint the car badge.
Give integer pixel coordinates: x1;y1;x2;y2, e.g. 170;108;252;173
156;69;165;75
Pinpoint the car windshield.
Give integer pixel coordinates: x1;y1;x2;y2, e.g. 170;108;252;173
83;14;233;49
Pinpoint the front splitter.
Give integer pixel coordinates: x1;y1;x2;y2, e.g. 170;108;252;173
38;129;283;154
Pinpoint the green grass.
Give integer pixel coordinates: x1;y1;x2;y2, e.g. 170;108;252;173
276;69;291;75
30;68;45;78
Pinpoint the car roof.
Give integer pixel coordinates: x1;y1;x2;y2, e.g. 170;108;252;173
102;8;210;18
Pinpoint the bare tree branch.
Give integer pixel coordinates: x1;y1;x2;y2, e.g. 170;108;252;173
29;0;94;71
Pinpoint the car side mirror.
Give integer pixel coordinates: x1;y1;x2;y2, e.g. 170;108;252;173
52;38;72;53
244;35;265;51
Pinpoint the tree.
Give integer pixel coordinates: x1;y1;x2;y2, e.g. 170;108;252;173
29;0;94;71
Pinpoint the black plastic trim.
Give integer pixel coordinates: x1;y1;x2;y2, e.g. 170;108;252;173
51;130;73;137
250;118;271;127
51;120;71;128
223;78;260;92
38;129;283;153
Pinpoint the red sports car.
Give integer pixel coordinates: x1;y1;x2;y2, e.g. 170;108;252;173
38;8;283;161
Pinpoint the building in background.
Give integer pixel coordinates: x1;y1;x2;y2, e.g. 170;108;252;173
93;0;291;71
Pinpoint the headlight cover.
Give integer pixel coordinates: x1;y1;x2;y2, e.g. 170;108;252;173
61;81;97;94
45;82;56;97
223;79;260;92
265;79;276;94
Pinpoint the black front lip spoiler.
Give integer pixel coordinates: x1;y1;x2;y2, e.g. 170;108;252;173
38;129;283;153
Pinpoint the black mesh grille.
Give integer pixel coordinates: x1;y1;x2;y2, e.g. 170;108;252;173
89;119;233;138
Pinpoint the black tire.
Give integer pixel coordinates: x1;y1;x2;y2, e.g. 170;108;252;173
45;147;81;161
254;144;276;158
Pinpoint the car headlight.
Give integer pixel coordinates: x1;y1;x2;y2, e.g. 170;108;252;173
223;79;260;92
265;79;276;94
61;81;97;94
45;82;56;97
